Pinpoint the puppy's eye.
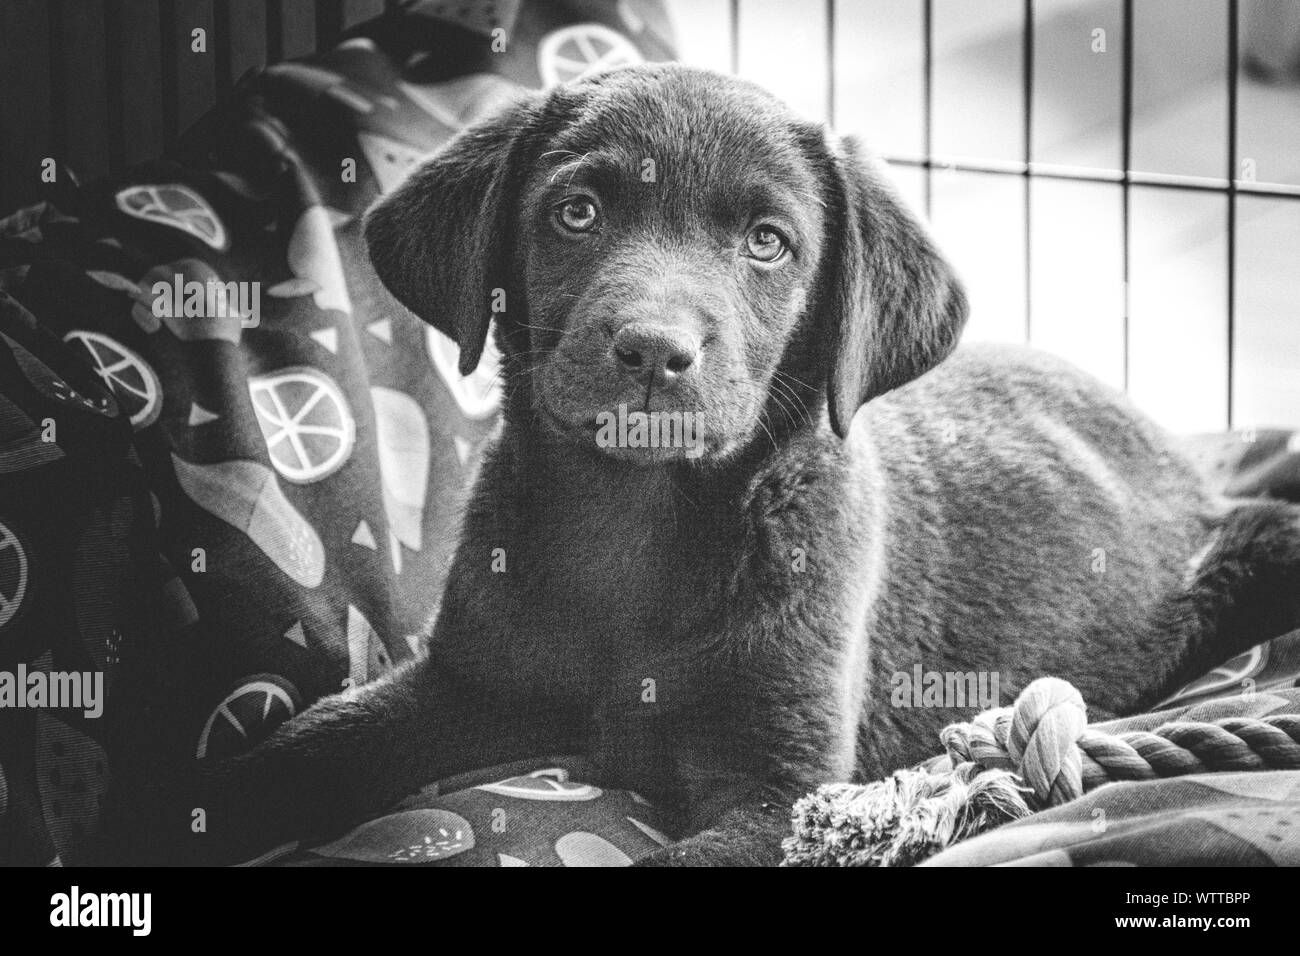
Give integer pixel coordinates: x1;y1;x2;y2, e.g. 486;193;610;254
556;197;599;233
744;225;788;263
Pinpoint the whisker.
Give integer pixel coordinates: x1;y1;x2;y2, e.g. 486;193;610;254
737;363;815;429
564;152;593;190
754;410;780;455
765;385;804;430
768;377;813;427
770;368;818;393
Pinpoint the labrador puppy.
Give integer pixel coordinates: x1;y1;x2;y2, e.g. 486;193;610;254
113;64;1300;866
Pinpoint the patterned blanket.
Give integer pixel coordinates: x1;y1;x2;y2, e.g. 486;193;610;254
922;682;1300;866
0;1;1297;867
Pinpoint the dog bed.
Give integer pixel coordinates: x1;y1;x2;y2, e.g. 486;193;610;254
1;3;1297;867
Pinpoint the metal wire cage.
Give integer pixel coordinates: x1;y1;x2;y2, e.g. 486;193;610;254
671;0;1300;433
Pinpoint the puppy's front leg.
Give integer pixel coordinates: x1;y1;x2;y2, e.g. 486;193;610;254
100;654;571;864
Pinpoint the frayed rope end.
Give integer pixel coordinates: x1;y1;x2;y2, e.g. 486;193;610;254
780;763;1034;867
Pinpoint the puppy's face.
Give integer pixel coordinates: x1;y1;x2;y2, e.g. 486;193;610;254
366;65;968;464
517;76;827;462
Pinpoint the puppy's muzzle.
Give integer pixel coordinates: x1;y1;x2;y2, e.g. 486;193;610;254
612;322;702;391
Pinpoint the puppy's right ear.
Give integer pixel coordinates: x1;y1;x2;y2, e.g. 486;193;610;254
364;93;547;375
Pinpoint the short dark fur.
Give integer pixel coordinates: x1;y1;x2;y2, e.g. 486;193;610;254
108;65;1300;866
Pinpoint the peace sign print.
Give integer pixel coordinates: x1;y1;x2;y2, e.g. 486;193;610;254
475;767;603;802
249;367;356;484
1160;644;1266;707
62;330;162;430
538;23;643;87
115;183;229;250
196;676;299;760
0;520;29;630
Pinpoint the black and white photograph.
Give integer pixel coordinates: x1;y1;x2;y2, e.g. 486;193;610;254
0;0;1297;922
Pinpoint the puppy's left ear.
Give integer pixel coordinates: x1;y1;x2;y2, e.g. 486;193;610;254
364;92;550;375
817;136;968;438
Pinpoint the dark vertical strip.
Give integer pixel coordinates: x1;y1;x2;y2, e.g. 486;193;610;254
1022;0;1033;342
267;0;284;62
214;0;233;97
342;0;386;30
0;2;54;211
103;1;126;172
729;0;740;75
1226;0;1239;428
222;0;269;89
159;0;179;149
166;0;217;144
922;0;933;219
279;0;317;60
316;0;343;50
1120;0;1134;391
826;0;836;127
116;0;165;166
47;2;67;163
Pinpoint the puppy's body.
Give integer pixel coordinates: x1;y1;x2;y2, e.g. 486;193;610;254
853;345;1218;771
107;65;1300;866
435;344;1216;813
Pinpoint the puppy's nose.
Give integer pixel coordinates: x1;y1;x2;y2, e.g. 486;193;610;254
612;323;701;388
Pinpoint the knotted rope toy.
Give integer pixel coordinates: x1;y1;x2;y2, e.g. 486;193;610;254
781;676;1300;867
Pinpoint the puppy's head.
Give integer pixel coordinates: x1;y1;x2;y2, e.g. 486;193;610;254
366;64;966;464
